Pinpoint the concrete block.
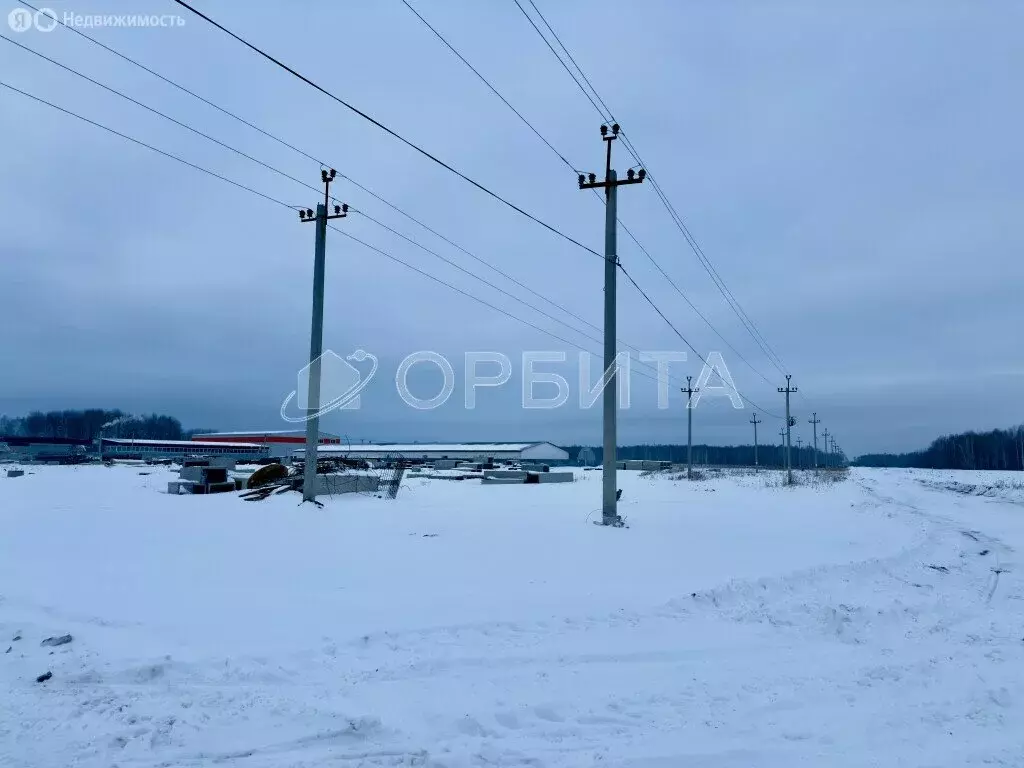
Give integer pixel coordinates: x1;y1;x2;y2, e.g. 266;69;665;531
483;470;528;479
179;466;205;483
203;467;228;484
432;460;458;470
624;460;645;470
615;461;626;469
482;475;526;485
535;472;574;483
6;469;24;478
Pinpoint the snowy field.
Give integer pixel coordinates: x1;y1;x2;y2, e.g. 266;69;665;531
2;465;1023;767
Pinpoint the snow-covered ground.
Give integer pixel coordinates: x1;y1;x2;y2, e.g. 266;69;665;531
2;465;1022;767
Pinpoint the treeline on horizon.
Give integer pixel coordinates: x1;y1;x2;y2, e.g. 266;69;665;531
0;410;216;441
853;425;1024;470
561;443;843;467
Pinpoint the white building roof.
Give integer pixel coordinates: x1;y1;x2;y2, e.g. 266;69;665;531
191;430;340;439
102;438;263;449
314;442;539;454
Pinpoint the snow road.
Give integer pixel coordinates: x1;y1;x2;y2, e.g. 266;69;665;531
1;466;1022;766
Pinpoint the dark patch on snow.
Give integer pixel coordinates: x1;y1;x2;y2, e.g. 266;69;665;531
36;671;52;683
40;634;72;647
926;564;950;573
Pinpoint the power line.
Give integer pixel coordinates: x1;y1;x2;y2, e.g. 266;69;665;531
18;0;322;165
7;32;692;387
0;79;295;211
332;225;678;390
355;208;738;391
523;0;614;120
21;0;796;413
514;0;794;379
617;129;790;373
617;219;776;386
5;38;780;412
397;0;577;171
398;0;776;386
510;0;607;120
619;263;783;419
170;0;604;261
398;0;786;409
0;76;680;393
9;4;607;339
355;209;638;362
0;32;339;205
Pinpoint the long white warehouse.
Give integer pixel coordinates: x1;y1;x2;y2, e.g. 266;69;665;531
303;442;569;463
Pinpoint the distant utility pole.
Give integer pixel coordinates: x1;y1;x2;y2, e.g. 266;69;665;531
299;168;349;503
822;428;831;469
750;412;761;469
579;123;645;526
682;375;699;480
778;374;798;484
808;412;821;469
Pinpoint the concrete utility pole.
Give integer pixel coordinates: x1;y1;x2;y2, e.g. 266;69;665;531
808;412;821;469
796;437;803;469
778;428;787;468
822;428;831;469
579;123;645;526
299;169;349;503
682;375;699;480
778;374;798;484
750;412;761;468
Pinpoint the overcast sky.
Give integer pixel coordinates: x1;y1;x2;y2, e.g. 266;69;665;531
1;0;1021;455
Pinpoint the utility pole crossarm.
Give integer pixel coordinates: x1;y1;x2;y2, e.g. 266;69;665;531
579;173;645;189
299;167;350;223
578;123;646;191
